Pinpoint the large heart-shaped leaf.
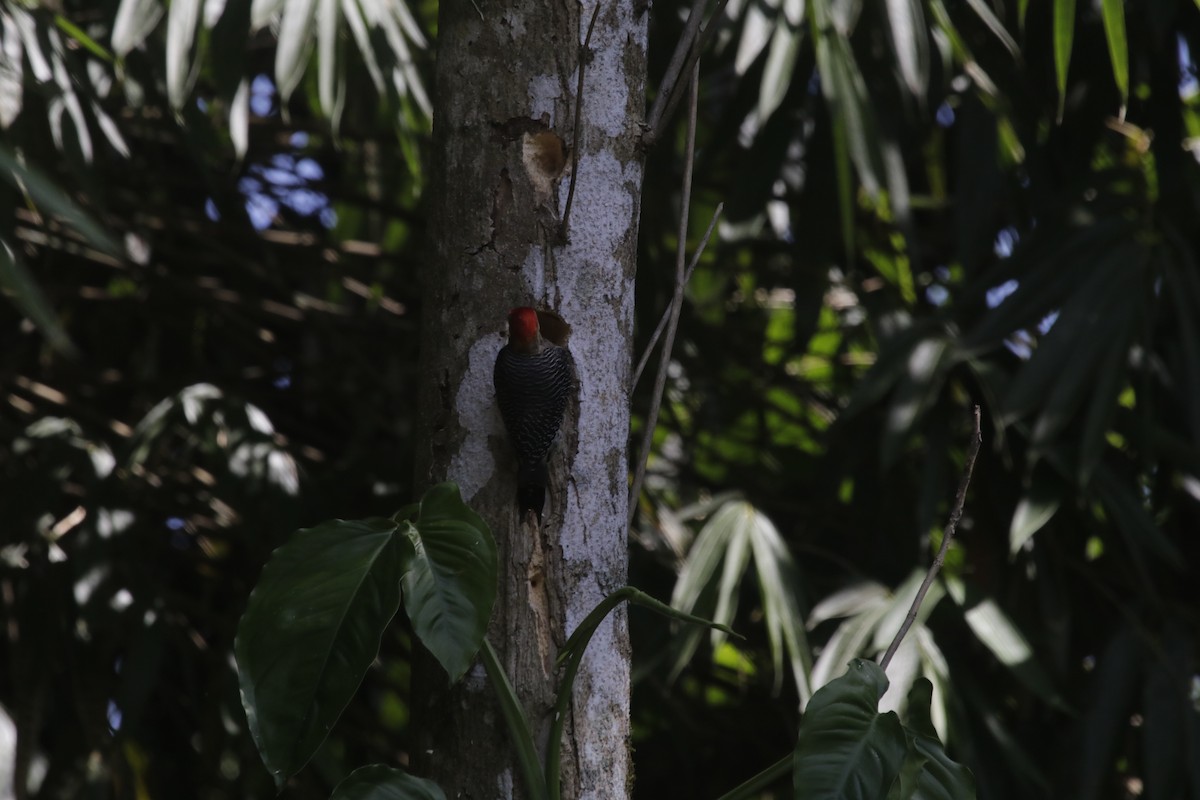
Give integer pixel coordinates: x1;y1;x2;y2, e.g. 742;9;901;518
330;764;447;800
794;659;907;799
236;517;403;786
399;483;497;682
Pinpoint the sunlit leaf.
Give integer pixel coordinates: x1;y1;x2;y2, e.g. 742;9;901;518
275;0;317;103
1009;472;1061;555
946;577;1068;711
166;0;202;109
885;0;929;97
670;500;811;699
111;0;164;57
964;0;1019;58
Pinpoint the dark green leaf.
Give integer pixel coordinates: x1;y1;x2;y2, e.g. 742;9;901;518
1100;0;1129;108
1079;624;1141;800
903;680;976;800
236;517;403;786
1093;465;1184;567
0;236;76;355
0;145;121;256
330;765;447;800
399;482;497;682
1053;0;1076;120
793;660;907;800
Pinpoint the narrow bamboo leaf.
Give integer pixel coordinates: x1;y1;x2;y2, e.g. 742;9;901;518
1162;248;1200;448
230;78;249;161
251;0;288;30
669;500;740;678
54;15;111;61
1092;465;1184;567
1053;0;1076;121
882;338;949;467
0;236;76;355
734;0;775;75
330;765;447;800
964;0;1019;58
1018;0;1030;29
0;145;120;255
884;0;929;97
947;577;1068;711
0;14;22;128
165;0;202;109
398;483;497;683
1100;0;1129;109
809;600;891;694
275;0;318;103
793;660;907;800
745;503;812;699
712;505;753;645
903;680;977;800
808;582;891;630
1141;627;1188;800
1009;476;1061;555
111;0;163;57
317;0;338;115
1079;624;1141;800
236;517;403;786
842;322;942;420
341;0;385;93
758;19;803;123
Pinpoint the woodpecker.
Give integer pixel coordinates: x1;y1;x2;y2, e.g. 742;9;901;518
493;307;575;521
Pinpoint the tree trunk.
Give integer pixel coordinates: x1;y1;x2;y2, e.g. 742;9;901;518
413;0;647;797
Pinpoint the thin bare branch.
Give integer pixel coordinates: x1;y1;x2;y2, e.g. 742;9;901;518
645;0;707;137
559;2;602;242
879;406;983;672
631;202;722;389
644;0;731;147
628;63;701;529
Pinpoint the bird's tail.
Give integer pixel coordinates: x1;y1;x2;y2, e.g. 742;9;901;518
517;460;548;522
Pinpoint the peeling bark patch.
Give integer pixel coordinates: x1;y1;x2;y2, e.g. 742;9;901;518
522;130;568;204
448;336;501;502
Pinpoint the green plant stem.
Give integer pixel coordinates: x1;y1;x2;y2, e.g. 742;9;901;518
545;587;738;797
479;639;548;800
714;753;790;800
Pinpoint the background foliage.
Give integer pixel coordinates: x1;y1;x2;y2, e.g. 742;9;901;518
1;0;1199;798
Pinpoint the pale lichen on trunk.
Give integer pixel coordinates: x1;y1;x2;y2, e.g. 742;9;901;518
415;0;646;797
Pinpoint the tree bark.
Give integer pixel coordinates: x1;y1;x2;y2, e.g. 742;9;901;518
413;0;647;797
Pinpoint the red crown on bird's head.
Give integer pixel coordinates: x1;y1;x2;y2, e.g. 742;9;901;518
508;307;541;347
